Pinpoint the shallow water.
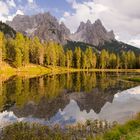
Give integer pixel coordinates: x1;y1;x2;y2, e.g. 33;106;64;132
0;72;139;127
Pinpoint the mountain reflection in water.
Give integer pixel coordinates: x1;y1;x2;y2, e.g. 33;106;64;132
0;72;139;126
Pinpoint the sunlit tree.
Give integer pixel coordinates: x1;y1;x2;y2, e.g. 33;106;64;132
0;32;4;65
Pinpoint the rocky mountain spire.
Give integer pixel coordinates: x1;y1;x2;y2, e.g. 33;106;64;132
6;13;115;46
6;12;70;44
71;19;115;46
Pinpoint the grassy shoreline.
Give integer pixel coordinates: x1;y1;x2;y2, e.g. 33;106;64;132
0;62;140;80
1;113;140;140
125;77;140;82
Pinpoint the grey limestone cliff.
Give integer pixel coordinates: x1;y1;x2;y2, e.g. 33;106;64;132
7;12;70;44
70;19;115;46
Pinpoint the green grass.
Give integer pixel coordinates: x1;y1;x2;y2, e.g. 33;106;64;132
0;120;112;140
16;64;51;75
123;129;140;140
1;61;140;81
91;113;140;140
0;64;15;79
1;114;140;140
125;77;140;82
102;120;140;140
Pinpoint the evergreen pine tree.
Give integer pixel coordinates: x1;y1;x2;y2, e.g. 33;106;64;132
74;47;82;69
0;32;4;65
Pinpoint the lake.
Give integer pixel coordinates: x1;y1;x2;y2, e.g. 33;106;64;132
0;72;140;128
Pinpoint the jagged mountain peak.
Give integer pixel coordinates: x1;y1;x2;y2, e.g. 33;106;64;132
94;19;102;25
6;12;70;44
77;21;86;32
71;19;115;46
7;13;115;46
86;19;92;24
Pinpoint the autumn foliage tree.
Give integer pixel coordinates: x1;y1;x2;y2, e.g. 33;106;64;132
0;32;4;65
0;32;139;69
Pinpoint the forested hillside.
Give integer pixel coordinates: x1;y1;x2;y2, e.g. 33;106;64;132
0;22;16;38
65;40;140;55
0;32;140;69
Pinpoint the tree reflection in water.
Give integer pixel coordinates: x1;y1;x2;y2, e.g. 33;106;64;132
0;72;139;121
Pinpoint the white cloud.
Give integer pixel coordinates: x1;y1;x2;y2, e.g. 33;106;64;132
63;12;70;17
0;1;9;15
16;9;24;15
129;39;140;47
62;0;140;48
0;0;24;22
7;10;24;21
27;0;34;3
60;1;109;32
0;1;10;22
128;35;140;47
0;0;41;22
18;1;44;15
7;0;16;8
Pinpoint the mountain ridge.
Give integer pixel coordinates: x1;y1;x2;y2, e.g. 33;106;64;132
6;12;70;44
70;19;115;46
6;13;115;46
5;12;140;54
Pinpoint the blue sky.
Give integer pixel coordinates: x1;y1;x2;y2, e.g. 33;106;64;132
36;0;73;18
0;0;140;48
0;0;81;19
35;0;85;17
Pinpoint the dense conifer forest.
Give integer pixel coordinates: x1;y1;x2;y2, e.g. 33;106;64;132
0;32;140;69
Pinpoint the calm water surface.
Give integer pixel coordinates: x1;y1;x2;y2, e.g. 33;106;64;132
0;72;140;127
